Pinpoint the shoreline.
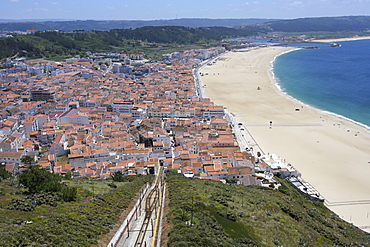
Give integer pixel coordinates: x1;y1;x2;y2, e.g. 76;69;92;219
310;35;370;43
269;49;370;131
201;46;370;232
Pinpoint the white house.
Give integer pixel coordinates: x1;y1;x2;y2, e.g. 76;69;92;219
57;109;89;125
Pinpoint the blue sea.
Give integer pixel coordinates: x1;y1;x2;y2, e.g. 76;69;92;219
273;39;370;128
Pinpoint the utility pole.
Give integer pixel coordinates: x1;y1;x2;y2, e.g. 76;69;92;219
190;192;194;226
190;182;195;226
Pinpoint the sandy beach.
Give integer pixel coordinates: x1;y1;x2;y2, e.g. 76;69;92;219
201;46;370;232
311;35;370;43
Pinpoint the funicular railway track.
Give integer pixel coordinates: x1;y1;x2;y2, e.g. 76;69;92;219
133;168;164;247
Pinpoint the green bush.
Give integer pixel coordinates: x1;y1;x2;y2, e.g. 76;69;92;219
18;166;62;194
60;187;77;202
0;164;12;180
7;192;59;211
0;174;154;246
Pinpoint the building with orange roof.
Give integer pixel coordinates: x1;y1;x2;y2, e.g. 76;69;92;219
0;151;23;165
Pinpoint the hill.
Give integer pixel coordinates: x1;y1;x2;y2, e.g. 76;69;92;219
0;18;278;32
0;172;154;246
263;16;370;32
163;171;370;246
2;16;370;34
0;26;265;60
3;16;370;61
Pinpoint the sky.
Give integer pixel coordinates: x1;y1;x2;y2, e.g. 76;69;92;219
3;0;370;21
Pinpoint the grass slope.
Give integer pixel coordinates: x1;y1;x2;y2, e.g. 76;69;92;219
0;175;153;246
165;171;370;246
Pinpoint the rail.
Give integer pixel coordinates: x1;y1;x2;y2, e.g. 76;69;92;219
134;185;160;246
108;183;150;247
109;166;165;247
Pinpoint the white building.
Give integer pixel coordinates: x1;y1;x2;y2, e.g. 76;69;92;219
57;109;89;125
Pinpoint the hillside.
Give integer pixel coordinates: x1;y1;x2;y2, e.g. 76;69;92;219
163;171;370;246
2;16;370;34
263;16;370;32
0;171;154;247
0;26;264;60
0;18;278;32
2;16;370;61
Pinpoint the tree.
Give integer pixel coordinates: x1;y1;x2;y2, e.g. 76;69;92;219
18;165;62;194
64;171;73;180
59;187;77;202
111;171;125;182
21;155;34;165
0;163;12;180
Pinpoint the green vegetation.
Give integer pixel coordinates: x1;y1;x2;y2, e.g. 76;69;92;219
165;171;370;246
18;165;64;194
111;171;145;182
3;16;370;60
263;16;370;32
20;156;34;165
56;153;69;162
0;164;12;181
0;173;154;246
0;18;277;32
3;16;370;33
0;26;263;60
111;171;127;182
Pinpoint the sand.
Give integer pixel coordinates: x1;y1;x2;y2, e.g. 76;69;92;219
311;36;370;43
201;46;370;232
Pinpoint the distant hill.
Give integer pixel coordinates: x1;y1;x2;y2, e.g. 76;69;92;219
0;26;265;59
3;16;370;60
0;18;278;32
0;19;74;23
2;16;370;34
263;16;370;32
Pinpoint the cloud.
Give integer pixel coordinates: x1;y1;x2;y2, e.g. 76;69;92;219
10;0;19;2
26;8;49;12
243;1;260;5
341;0;370;3
33;1;59;5
288;1;304;6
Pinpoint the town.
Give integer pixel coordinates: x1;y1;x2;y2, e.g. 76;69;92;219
0;45;316;194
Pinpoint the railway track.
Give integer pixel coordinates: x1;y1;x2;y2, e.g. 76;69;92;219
133;167;164;247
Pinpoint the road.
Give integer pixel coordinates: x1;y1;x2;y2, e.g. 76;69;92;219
192;52;263;156
103;63;113;77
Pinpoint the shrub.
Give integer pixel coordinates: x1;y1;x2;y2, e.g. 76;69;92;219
7;192;60;211
108;182;117;188
18;166;62;194
60;187;77;202
0;164;12;180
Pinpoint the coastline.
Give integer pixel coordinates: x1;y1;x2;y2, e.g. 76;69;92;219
270;50;370;131
310;35;370;43
201;46;370;232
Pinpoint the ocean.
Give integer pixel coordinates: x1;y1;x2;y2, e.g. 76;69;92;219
273;39;370;129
